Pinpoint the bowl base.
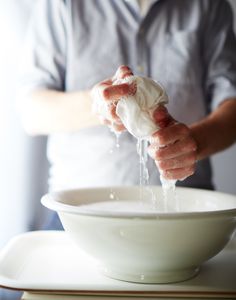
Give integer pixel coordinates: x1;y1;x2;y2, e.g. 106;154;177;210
101;266;200;284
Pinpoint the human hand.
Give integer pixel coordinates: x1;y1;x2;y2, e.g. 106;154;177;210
148;106;198;180
92;65;136;132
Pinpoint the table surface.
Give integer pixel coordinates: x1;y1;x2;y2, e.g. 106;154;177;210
0;231;235;299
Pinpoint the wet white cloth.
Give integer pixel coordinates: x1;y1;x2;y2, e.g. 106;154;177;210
93;75;168;139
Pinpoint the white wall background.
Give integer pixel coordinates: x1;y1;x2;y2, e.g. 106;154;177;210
0;0;235;252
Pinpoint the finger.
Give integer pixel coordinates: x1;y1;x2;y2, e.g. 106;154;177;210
96;78;113;92
114;123;126;132
152;105;175;129
107;102;122;122
92;78;112;100
103;83;130;101
159;165;195;180
99;116;125;132
151;123;190;146
110;123;126;132
108;102;118;118
152;137;197;160
156;151;197;171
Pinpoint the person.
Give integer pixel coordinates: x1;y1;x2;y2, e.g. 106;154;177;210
19;0;236;229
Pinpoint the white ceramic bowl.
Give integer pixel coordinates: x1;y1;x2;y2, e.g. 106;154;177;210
41;186;236;284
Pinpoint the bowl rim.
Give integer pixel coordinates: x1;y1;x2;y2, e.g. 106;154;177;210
41;186;236;219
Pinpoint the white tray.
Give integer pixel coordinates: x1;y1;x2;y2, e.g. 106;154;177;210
0;231;235;298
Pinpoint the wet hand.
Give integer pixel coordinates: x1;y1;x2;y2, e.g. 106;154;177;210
92;65;136;132
148;106;197;180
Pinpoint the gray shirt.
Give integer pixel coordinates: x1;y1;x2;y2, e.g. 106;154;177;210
21;0;236;191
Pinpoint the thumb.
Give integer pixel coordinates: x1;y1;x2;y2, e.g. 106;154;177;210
152;105;175;129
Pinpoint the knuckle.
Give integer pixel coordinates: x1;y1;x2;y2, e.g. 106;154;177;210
157;160;166;170
179;123;189;135
174;123;185;134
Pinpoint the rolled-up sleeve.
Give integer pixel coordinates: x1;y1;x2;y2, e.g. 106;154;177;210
19;0;67;94
204;0;236;110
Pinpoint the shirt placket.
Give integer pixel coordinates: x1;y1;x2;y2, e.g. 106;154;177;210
136;23;148;77
123;0;158;77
